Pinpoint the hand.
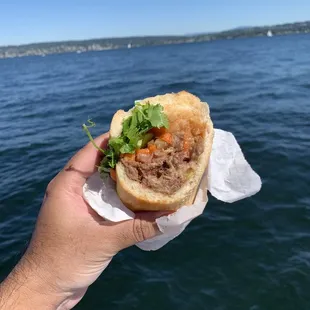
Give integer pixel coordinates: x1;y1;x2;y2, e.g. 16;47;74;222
0;133;167;310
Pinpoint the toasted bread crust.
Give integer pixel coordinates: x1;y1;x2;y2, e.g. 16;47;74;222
110;91;214;211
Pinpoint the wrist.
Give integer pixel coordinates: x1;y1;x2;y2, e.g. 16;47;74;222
0;256;73;310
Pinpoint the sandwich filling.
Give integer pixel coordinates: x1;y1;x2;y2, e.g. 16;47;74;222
83;101;205;195
121;128;204;195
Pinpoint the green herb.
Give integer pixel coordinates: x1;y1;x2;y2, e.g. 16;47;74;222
82;119;106;154
83;102;169;174
140;133;154;148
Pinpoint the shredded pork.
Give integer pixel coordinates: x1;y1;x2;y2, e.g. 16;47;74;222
121;133;204;195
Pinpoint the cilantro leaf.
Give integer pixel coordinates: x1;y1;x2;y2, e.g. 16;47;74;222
108;137;123;156
83;101;169;174
120;143;136;153
148;104;169;128
122;117;131;135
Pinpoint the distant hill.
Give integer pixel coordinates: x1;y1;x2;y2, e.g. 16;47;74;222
229;26;253;30
1;21;310;59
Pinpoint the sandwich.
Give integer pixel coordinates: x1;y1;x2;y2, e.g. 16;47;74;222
83;91;214;212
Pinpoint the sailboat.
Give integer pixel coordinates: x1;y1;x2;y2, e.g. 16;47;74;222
267;30;273;37
127;43;132;49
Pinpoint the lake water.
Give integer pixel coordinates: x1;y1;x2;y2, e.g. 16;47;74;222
0;34;310;309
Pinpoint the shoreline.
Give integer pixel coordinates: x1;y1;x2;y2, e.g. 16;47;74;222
1;21;310;59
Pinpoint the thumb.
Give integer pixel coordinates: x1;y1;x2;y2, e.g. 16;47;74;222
113;211;171;250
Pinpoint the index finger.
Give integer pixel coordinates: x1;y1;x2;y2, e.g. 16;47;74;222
62;132;110;186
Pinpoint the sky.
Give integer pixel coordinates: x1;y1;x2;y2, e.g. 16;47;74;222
1;0;310;46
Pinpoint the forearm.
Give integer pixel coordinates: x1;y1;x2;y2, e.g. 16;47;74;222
0;257;71;310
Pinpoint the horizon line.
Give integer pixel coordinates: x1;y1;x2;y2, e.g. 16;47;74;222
1;19;309;49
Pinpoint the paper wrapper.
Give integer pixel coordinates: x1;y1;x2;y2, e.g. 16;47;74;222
83;129;262;251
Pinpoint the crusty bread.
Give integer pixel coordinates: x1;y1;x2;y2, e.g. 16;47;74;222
110;91;214;211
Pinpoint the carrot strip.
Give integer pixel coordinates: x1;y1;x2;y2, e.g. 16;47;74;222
150;127;167;136
148;144;157;153
159;132;173;145
136;148;151;155
110;169;117;182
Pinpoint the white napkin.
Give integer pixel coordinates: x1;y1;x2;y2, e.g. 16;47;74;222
83;129;261;251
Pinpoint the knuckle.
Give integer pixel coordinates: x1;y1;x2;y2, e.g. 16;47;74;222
45;176;58;197
46;179;54;195
132;217;151;243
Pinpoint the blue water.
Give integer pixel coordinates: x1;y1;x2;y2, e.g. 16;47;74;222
1;34;310;309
